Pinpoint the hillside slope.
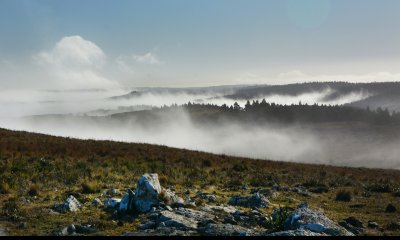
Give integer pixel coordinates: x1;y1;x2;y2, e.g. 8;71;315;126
0;128;399;235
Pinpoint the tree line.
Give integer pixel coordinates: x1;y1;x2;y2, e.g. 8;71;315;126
158;99;400;125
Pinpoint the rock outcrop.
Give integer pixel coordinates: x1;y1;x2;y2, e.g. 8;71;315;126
112;174;186;213
199;223;258;236
157;211;198;230
91;198;103;207
104;198;121;208
48;173;361;236
339;217;365;235
119;189;135;212
162;189;185;207
54;195;82;213
55;224;97;236
283;205;354;236
267;229;326;236
228;192;270;209
135;174;162;213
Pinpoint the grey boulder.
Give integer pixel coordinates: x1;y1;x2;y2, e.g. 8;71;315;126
54;195;82;213
119;189;135;212
284;206;354;236
199;223;260;236
228;192;270;209
135;174;162;213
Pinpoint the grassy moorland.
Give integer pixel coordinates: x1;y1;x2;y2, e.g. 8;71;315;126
0;127;399;236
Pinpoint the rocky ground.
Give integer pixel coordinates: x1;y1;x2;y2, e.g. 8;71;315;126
1;171;399;236
28;173;385;236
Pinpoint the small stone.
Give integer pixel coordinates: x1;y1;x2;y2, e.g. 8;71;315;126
344;217;364;228
339;218;365;235
104;198;121;208
386;222;400;231
48;209;60;215
233;210;242;218
166;205;173;211
298;202;308;209
106;188;122;197
138;221;156;230
150;207;157;213
367;221;379;229
91;198;103;207
67;224;76;235
54;195;82;213
251;210;261;215
74;224;97;234
223;216;237;225
228;193;270;209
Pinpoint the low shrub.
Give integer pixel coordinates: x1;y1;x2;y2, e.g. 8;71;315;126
265;206;292;232
28;184;39;196
335;190;352;202
81;181;101;194
0;182;11;194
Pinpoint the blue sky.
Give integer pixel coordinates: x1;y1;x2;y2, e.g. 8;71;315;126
1;0;400;89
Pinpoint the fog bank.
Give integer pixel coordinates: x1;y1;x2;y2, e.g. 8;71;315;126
0;87;397;169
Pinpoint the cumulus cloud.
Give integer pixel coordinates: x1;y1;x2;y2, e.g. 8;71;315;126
34;35;119;89
37;36;105;67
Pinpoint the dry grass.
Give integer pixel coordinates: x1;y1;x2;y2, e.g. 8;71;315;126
0;128;399;236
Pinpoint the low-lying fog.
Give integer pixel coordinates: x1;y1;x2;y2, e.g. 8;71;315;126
1;87;398;169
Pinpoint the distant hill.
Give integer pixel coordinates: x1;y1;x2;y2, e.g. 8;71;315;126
108;82;400;112
223;82;400;100
18;103;400;169
109;85;255;100
222;82;400;112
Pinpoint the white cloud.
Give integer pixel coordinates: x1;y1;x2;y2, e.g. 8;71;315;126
132;52;161;65
37;36;105;68
34;35;119;89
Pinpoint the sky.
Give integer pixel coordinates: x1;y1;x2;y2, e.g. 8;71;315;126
1;0;400;89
